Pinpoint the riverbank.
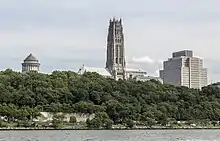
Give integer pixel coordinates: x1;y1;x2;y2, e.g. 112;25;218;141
1;126;220;130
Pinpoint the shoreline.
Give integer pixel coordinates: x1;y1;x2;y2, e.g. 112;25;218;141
1;127;220;130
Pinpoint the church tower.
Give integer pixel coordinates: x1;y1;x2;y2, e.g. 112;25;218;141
106;18;126;80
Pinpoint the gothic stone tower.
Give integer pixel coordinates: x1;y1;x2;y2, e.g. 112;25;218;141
106;18;126;80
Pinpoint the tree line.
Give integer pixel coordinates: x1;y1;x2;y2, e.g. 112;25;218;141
0;69;220;128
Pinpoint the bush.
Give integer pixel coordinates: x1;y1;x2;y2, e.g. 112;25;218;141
69;116;77;123
125;119;134;128
0;121;8;127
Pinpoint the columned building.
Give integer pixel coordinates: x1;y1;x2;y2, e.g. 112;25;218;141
22;53;40;72
105;18;126;80
160;50;207;89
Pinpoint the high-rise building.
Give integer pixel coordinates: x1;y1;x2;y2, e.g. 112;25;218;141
160;50;207;89
22;53;40;72
105;18;126;80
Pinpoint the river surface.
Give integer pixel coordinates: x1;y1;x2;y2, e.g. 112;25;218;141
0;130;219;141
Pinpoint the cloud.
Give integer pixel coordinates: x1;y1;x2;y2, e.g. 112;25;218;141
126;55;163;77
132;56;155;64
0;0;219;84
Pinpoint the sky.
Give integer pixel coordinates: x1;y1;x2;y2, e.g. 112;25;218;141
0;0;219;83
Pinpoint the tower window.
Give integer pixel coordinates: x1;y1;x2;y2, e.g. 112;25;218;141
117;72;123;75
119;58;122;64
116;47;119;56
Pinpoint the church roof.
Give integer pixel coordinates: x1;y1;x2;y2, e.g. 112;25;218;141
78;65;111;77
85;67;111;76
24;53;38;61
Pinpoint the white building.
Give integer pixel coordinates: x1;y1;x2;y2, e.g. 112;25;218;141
160;50;207;89
78;65;146;80
22;53;40;73
135;76;163;83
77;64;162;83
125;68;147;79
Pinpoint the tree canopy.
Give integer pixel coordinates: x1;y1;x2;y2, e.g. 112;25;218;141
0;69;220;127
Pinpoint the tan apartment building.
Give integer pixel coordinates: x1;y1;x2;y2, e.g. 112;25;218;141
160;50;207;89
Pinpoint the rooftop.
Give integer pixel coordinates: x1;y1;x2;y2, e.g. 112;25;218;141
78;65;112;77
24;53;38;61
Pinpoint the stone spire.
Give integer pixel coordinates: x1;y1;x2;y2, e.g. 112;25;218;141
105;18;126;80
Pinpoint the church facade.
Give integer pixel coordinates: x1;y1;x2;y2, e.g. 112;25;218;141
105;18;126;80
78;18;162;82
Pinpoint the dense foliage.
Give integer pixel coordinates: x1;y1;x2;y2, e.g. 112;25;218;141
0;69;220;128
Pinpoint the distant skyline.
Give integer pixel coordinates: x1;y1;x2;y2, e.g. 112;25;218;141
0;0;219;83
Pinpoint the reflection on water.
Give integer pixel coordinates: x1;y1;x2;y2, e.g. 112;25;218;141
0;130;219;141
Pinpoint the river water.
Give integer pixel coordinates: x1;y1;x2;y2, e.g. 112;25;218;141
0;130;219;141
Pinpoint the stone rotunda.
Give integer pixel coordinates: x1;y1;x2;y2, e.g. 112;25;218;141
22;53;40;72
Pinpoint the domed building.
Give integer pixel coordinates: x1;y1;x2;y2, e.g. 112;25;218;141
22;53;40;72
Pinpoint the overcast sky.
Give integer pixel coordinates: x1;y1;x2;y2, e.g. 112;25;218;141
0;0;219;83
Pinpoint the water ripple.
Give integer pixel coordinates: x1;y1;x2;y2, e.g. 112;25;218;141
0;130;219;141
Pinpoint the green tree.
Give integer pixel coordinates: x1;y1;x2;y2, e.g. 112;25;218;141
145;118;156;127
52;114;66;128
125;119;134;128
87;118;102;129
0;69;220;129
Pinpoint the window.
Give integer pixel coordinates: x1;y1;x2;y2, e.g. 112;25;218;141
117;72;123;75
119;58;122;64
116;47;119;55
